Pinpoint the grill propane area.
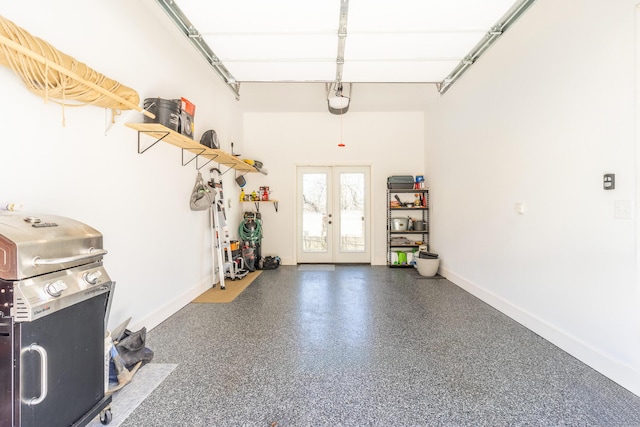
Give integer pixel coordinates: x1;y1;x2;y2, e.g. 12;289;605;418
0;212;114;427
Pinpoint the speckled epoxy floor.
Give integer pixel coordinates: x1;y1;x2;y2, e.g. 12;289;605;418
122;266;640;426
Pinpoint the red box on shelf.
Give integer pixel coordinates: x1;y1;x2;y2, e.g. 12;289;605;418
178;97;195;139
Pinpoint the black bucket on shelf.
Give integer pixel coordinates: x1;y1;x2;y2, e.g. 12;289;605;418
143;98;181;131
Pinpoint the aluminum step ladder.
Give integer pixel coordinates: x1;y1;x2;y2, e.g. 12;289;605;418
208;168;248;290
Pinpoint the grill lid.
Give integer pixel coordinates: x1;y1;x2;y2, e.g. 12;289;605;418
0;213;105;280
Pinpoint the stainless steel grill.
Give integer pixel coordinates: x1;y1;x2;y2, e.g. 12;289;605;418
0;212;114;426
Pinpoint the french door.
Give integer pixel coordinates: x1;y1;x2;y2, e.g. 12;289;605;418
296;166;370;263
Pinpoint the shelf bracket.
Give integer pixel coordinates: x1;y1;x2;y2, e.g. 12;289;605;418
251;201;278;212
137;130;168;154
181;147;218;170
219;165;236;176
196;156;215;170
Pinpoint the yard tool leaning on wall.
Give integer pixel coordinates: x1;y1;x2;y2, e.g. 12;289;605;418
0;15;140;123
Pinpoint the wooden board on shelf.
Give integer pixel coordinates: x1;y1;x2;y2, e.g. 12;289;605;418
125;122;256;173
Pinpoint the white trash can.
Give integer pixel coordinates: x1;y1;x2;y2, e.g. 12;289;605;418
415;258;440;277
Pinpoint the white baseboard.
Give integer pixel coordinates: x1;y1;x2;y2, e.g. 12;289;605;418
128;277;211;333
440;266;640;398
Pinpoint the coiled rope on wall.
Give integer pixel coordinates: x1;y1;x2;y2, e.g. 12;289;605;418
0;15;143;124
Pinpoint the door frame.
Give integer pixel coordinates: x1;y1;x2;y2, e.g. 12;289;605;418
296;165;372;264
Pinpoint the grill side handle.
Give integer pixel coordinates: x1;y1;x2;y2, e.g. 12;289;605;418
32;249;108;266
21;343;48;406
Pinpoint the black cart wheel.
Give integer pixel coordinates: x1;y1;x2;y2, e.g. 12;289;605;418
100;408;113;425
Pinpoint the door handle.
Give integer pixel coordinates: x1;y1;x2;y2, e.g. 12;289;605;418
22;343;48;406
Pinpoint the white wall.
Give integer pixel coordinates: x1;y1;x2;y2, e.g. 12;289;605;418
241;109;424;265
0;0;245;332
425;0;640;395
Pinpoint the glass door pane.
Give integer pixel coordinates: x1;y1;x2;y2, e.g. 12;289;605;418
301;172;329;254
339;172;365;253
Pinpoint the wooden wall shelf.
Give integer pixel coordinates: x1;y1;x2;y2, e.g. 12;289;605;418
242;200;279;212
125;123;256;172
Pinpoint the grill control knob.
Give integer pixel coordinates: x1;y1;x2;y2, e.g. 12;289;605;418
44;280;67;297
84;270;102;285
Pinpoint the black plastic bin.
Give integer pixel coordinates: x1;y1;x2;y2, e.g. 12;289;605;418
387;175;415;189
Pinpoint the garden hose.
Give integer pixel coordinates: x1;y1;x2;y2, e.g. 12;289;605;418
239;217;263;243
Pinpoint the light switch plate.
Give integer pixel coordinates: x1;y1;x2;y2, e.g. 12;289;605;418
604;173;615;190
